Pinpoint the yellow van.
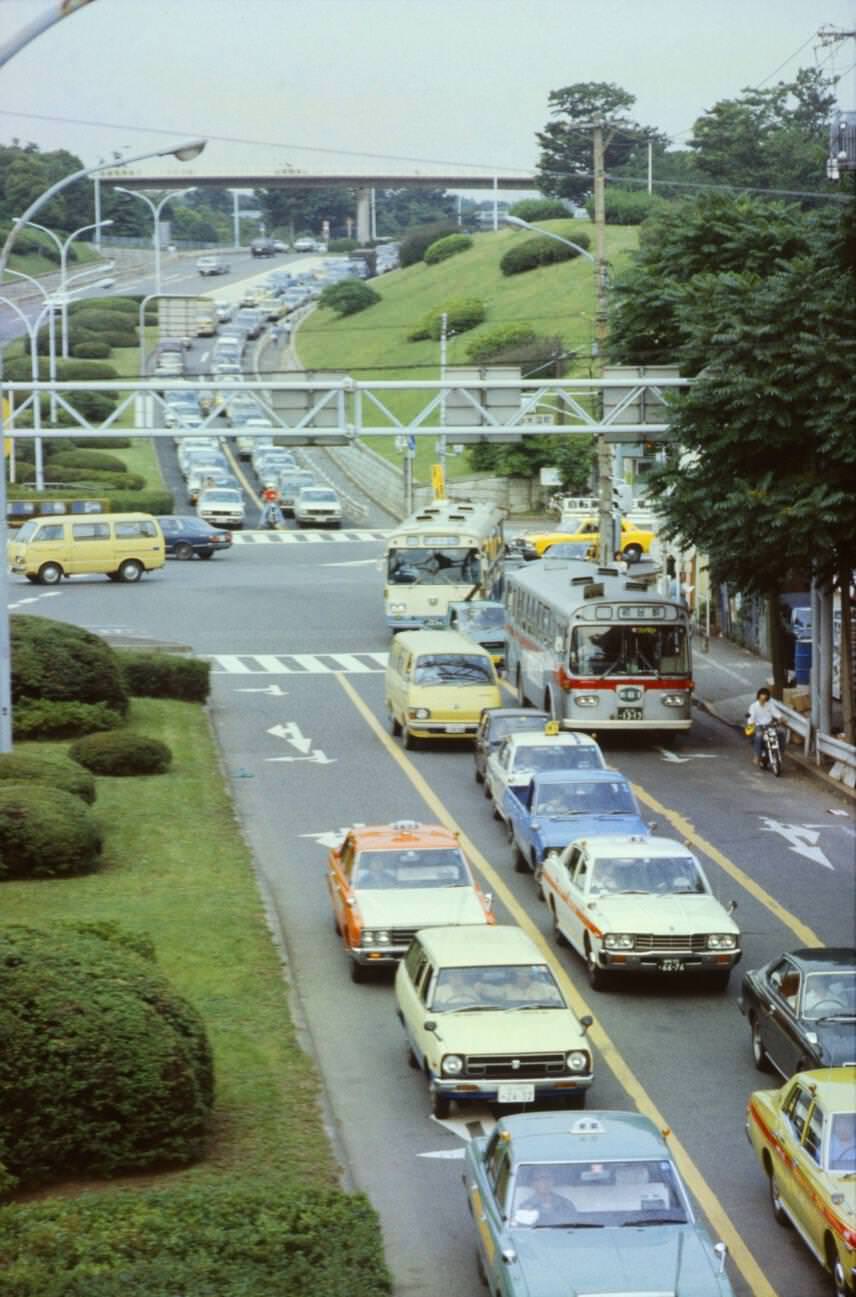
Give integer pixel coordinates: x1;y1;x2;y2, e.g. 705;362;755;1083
8;513;165;585
385;630;502;748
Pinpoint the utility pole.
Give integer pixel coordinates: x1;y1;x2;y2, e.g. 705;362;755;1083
592;119;614;565
438;311;449;477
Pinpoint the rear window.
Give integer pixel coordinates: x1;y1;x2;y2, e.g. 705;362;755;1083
114;520;158;539
72;523;110;540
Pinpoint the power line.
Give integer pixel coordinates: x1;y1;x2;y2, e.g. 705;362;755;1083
755;32;819;88
540;168;849;202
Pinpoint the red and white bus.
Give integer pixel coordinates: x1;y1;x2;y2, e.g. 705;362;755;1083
504;559;693;733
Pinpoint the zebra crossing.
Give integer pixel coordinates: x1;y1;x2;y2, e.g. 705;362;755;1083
230;529;390;544
209;650;390;675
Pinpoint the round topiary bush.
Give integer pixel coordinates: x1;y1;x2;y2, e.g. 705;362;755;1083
70;340;111;360
69;731;173;776
466;323;537;361
11;615;128;715
407;297;486;342
423;233;473;265
48;450;128;473
318;280;380;316
0;923;214;1188
0;784;102;879
500;231;590;277
508;198;570;221
118;651;211;703
0;751;95;804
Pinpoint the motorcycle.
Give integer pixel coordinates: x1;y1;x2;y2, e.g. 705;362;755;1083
746;720;784;776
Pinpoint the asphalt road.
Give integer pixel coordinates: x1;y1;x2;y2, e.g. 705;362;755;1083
13;536;854;1297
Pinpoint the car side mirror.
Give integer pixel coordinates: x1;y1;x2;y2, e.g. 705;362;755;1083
727;899;738;915
648;821;658;831
714;1242;727;1275
580;1015;593;1033
424;1021;438;1034
484;892;494;912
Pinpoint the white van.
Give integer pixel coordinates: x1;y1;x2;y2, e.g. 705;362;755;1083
8;513;165;585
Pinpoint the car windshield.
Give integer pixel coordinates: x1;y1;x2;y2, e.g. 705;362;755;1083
570;626;688;678
387;547;481;587
510;1160;688;1229
201;490;241;504
354;848;468;889
590;855;706;895
413;654;493;685
512;745;603;774
827;1112;856;1171
489;715;549;742
301;490;337;502
455;605;505;632
534;781;637;817
801;971;856;1020
430;964;564;1012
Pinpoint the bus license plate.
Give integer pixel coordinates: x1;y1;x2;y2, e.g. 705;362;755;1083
497;1083;535;1104
660;959;685;973
617;707;643;720
446;724;466;733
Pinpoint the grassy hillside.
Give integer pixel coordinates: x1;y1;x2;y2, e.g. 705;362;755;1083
297;219;639;480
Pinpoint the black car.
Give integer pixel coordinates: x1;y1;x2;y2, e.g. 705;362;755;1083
158;515;233;560
250;239;276;258
473;707;550;785
738;947;856;1078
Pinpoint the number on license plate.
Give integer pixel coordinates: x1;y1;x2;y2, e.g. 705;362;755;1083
660;959;685;973
445;724;466;733
497;1083;535;1104
617;707;643;720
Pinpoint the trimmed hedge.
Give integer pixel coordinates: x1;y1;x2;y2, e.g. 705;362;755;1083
0;752;95;804
69;731;173;776
70;341;111;359
118;651;211;703
48;449;128;473
584;186;670;225
0;1183;391;1296
399;221;459;267
68;295;139;315
327;237;359;252
0;923;214;1188
22;465;144;491
423;233;472;265
466;323;537;361
0;785;102;879
11;615;128;714
72;435;131;449
407;297;486;341
318;280;380;316
109;488;174;514
13;700;124;742
508;198;570;221
500;231;590;276
69;309;139;336
56;359;119;381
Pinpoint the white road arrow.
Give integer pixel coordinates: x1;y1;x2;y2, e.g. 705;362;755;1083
266;750;336;765
300;824;366;849
657;748;718;764
237;684;289;696
758;818;834;870
322;559;378;568
267;721;312;754
418;1110;495;1158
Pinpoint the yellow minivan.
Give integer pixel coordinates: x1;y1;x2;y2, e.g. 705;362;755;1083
385;630;502;748
8;513;165;585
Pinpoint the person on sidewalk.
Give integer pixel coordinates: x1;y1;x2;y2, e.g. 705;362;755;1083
746;687;786;765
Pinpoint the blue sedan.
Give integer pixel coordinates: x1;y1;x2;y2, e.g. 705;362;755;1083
158;515;233;560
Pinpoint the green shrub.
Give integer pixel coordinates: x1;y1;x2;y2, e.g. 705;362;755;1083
319;280;380;316
584;187;670;224
500;232;590;276
0;1183;390;1295
69;919;156;963
11;615;128;714
67;391;119;421
69;309;138;336
508;198;570;221
72;435;130;449
408;297;486;341
109;488;174;514
104;331;138;348
399;221;459;267
0;785;102;879
56;358;118;381
48;449;128;473
118;651;211;703
0;752;96;804
13;699;123;741
0;924;213;1188
327;237;359;252
43;466;145;491
70;340;111;359
423;233;473;265
68;295;139;315
466;323;537;361
69;731;173;776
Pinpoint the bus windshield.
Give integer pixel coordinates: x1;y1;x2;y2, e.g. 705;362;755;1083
570;625;688;678
387;547;481;587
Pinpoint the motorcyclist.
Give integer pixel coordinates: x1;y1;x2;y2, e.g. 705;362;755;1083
746;688;785;767
259;486;284;530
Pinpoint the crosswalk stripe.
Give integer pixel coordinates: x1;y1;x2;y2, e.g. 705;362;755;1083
208;651;390;675
212;654;254;674
253;655;292;673
230;529;390;545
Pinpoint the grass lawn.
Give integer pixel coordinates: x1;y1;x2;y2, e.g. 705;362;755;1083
1;697;338;1194
2;241;101;284
297;220;639;483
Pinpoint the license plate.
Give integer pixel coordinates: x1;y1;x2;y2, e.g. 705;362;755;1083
445;724;466;733
617;707;643;720
660;959;685;973
497;1083;535;1104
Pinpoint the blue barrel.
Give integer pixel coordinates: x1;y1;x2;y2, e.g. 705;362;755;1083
795;637;812;685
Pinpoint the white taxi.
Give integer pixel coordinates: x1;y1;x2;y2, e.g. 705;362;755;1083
485;723;605;822
542;835;741;991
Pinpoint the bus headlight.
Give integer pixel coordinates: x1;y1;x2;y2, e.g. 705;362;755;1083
408;708;431;719
604;933;635;950
574;695;599;708
707;933;737;950
662;694;688;707
442;1055;464;1076
566;1051;588;1072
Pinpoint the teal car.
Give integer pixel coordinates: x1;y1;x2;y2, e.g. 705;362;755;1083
463;1111;735;1297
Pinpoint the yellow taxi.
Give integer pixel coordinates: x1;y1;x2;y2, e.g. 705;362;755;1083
521;518;654;563
746;1067;856;1296
327;820;494;983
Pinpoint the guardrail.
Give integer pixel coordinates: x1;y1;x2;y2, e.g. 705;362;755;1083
773;699;856;787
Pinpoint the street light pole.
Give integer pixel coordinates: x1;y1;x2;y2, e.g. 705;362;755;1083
115;188;195;296
17;218;114;357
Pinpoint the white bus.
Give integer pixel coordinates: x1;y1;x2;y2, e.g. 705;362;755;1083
383;499;505;631
504;558;693;733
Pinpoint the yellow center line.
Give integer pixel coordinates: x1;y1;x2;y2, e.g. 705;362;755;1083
335;671;780;1297
223;442;262;509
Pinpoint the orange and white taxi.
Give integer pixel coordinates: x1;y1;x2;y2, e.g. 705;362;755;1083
327;820;495;983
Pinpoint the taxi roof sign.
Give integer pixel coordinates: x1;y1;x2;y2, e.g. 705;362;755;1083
544;720;560;736
570;1117;605;1135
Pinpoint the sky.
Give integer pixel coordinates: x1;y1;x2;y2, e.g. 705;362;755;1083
1;0;854;193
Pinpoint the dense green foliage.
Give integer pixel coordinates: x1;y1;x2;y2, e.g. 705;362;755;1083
13;700;123;742
117;651;211;703
0;785;102;879
466;323;537;361
536;82;665;202
318;280;381;316
508;198;569;221
0;923;213;1188
68;296;139;316
407;297;486;341
327;237;359;252
584;187;670;224
469;433;595;493
48;449;128;473
72;435;131;449
500;230;589;275
0;144;92;234
70;341;111;359
109;488;175;514
69;732;173;777
423;233;473;264
399;221;460;267
0;751;95;804
0;1182;391;1296
11;616;128;714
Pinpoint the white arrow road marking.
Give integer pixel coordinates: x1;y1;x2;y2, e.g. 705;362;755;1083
300;824;365;849
322;559;378;567
236;684;289;696
419;1111;495;1158
758;818;834;870
266;750;336;765
267;722;312;754
657;748;718;764
418;1148;467;1160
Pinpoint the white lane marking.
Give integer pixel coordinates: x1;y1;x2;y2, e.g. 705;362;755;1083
657;748;718;764
418;1148;467;1160
758;817;834;870
209;651;389;675
235;684;289;696
266;749;336;765
268;721;312;754
211;654;253;673
230;529;389;544
322;559;378;568
325;653;374;673
252;655;293;674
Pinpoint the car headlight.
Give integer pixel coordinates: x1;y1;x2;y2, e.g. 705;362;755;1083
408;708;431;719
574;695;599;708
389;603;407;613
707;933;737;950
375;930;390;945
662;694;688;708
360;931;375;947
566;1051;588;1072
442;1055;464;1076
604;933;635;950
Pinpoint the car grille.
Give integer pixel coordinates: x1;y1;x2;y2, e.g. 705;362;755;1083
389;928;418;946
483;641;505;652
464;1052;569;1079
633;934;709;952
